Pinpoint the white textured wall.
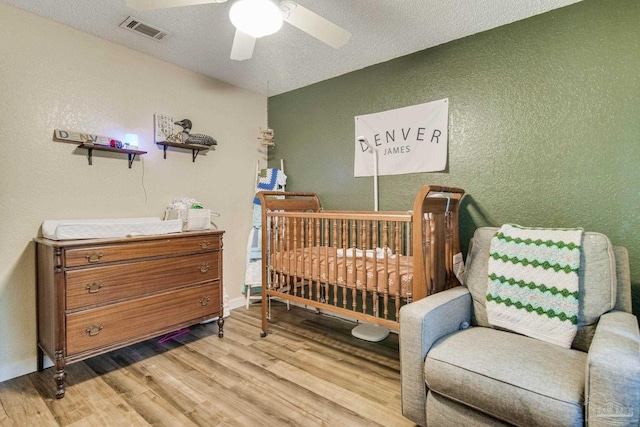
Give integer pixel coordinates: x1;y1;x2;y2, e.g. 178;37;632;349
0;4;266;381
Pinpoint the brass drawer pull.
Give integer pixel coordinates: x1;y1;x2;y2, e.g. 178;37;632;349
85;282;103;294
86;252;103;263
199;296;211;306
85;324;103;336
200;241;210;249
199;263;209;273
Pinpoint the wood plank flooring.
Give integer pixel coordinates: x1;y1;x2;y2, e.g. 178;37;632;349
0;303;414;426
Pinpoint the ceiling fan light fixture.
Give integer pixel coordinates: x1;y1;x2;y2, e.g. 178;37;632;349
229;0;283;38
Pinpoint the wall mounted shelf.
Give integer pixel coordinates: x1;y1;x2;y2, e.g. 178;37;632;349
78;144;147;168
156;141;210;162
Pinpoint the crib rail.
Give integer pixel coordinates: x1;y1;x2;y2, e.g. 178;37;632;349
262;209;413;330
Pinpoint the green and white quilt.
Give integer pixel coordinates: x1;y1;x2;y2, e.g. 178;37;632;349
486;224;583;348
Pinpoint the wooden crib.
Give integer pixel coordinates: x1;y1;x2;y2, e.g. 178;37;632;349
257;185;465;337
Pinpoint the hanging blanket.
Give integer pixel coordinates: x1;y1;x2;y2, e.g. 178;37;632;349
485;224;583;348
249;168;287;259
244;168;287;294
253;168;287;205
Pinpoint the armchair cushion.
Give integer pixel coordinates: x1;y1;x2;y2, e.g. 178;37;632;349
425;326;587;426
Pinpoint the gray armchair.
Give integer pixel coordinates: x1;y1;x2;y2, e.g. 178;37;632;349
400;227;640;426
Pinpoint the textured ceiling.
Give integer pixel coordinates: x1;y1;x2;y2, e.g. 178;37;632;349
1;0;581;95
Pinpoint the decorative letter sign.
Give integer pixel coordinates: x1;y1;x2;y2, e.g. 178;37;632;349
354;98;448;177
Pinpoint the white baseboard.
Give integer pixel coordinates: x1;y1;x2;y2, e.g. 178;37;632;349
0;356;52;383
228;296;248;311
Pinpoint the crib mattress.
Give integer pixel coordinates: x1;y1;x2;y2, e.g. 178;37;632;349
42;217;183;240
271;246;413;297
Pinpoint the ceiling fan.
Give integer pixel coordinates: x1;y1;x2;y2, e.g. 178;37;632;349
125;0;352;61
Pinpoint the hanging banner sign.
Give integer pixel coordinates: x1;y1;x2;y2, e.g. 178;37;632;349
354;98;448;177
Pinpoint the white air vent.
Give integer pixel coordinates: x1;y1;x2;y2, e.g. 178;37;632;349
119;16;170;41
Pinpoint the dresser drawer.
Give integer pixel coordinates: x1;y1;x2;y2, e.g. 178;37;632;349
64;234;221;268
65;282;220;356
65;252;219;310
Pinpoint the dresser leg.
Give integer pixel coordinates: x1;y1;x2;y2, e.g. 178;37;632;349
54;351;66;399
217;316;224;338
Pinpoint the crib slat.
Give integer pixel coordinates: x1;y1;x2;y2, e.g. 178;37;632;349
270;214;277;291
445;211;452;285
332;219;339;307
351;220;357;312
278;215;286;295
323;218;329;304
342;219;348;309
381;221;388;319
372;221;378;316
305;217;311;299
288;216;295;296
314;218;321;302
361;220;368;315
271;215;276;290
295;217;301;297
394;221;402;320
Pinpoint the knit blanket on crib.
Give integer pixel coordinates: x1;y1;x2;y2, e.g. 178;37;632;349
485;224;582;348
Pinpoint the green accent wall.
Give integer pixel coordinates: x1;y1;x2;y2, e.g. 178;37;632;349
268;0;640;315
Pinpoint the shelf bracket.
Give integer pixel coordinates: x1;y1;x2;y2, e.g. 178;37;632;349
68;141;146;168
127;153;137;169
156;141;208;162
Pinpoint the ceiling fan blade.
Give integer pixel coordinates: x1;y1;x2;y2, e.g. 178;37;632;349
230;29;256;61
125;0;227;11
280;1;351;49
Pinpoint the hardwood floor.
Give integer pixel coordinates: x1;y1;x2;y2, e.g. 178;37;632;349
0;303;414;426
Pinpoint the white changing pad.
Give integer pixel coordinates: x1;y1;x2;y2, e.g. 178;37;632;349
42;217;183;240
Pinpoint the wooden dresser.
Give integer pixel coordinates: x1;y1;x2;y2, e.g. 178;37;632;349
34;230;224;399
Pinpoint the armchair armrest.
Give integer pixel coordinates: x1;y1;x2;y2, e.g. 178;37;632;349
399;286;472;427
586;310;640;426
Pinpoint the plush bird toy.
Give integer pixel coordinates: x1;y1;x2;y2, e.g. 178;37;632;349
173;119;218;147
